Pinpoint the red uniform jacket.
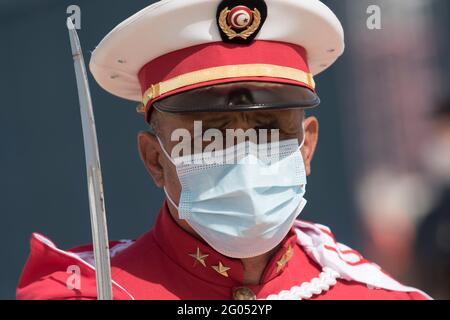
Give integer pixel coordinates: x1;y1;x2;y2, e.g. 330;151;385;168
17;202;430;300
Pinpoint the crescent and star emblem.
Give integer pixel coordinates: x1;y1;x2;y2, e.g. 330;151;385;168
219;5;262;40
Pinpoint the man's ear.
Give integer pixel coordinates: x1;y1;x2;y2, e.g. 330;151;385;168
301;116;319;176
138;131;165;188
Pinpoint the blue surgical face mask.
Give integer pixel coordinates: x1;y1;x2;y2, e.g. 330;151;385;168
158;131;307;259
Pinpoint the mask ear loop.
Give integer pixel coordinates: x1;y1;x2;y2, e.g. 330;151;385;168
156;136;177;166
164;186;180;211
298;122;307;189
155;136;181;209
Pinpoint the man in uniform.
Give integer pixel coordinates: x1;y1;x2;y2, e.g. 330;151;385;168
17;0;430;300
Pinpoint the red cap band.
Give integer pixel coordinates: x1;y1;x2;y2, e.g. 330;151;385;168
138;40;313;120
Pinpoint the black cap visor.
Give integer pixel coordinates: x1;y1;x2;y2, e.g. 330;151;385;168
152;81;320;114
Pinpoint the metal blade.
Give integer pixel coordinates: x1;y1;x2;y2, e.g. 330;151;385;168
66;17;113;300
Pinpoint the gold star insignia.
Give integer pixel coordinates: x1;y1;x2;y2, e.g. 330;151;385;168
276;245;295;273
188;248;209;267
285;245;294;261
212;261;231;277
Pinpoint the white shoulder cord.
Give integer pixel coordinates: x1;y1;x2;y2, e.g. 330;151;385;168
261;267;341;300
